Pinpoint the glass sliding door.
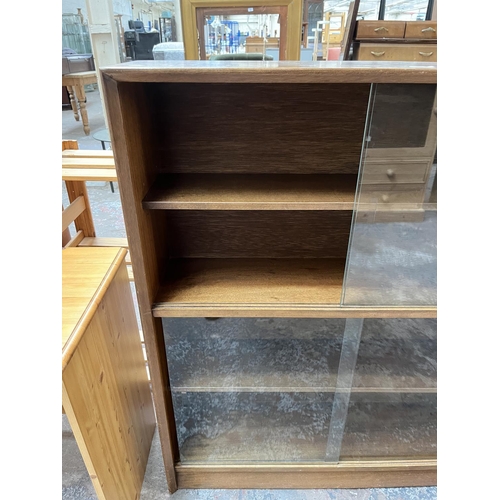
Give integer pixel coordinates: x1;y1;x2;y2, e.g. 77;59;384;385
343;82;437;307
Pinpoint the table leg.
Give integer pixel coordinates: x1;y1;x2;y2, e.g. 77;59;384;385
101;141;115;193
74;83;90;135
67;86;79;122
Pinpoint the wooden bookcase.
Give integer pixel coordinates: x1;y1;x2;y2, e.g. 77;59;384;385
101;61;437;493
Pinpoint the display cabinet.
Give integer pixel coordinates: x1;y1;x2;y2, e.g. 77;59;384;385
101;60;437;493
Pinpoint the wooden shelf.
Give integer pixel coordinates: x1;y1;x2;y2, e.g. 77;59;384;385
153;258;435;318
143;174;358;211
153;258;345;317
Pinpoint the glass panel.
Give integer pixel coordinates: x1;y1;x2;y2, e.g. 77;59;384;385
199;10;283;61
342;83;437;306
357;0;382;20
384;0;430;21
164;318;345;462
342;392;437;459
164;317;436;463
340;318;437;460
172;391;334;462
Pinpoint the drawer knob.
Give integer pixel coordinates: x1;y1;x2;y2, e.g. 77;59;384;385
421;27;436;33
386;168;395;178
370;51;386;57
374;26;389;33
381;194;390;202
419;51;434;57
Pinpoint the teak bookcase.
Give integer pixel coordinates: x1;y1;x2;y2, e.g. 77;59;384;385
101;61;437;493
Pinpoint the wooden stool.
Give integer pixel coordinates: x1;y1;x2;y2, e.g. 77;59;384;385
62;71;98;135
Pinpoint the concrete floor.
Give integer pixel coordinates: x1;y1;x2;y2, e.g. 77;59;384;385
62;88;437;500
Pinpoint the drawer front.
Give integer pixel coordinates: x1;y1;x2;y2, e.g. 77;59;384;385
356;21;406;39
355;44;437;62
362;160;431;184
405;21;437;39
413;44;437;62
358;183;426;205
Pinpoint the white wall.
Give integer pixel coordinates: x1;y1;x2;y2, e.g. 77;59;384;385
62;0;133;26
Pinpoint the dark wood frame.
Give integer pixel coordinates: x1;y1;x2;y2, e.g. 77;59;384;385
339;0;361;61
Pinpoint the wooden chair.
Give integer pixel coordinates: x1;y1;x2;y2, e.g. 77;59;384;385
61;139;133;280
62;140;147;412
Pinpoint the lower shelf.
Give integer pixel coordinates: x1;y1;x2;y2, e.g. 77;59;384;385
172;392;436;464
154;258;345;317
153;258;436;317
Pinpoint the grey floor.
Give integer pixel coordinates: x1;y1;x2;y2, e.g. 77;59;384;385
62;88;437;500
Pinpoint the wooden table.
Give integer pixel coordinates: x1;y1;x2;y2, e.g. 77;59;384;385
62;70;97;135
62;247;155;500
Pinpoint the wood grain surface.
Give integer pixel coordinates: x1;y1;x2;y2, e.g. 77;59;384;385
152;259;436;318
150;83;369;174
64;181;96;238
155;258;345;309
62;149;114;158
62;247;124;362
143;174;358;210
404;22;437;39
63;248;155;500
100;60;437;84
102;74;179;491
355;20;406;39
175;461;436;488
163;210;353;258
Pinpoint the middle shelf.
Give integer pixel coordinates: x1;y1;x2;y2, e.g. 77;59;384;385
153;258;345;317
142;173;358;211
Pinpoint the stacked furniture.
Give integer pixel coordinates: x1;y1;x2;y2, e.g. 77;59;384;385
352;21;437;222
353;20;437;62
101;60;437;493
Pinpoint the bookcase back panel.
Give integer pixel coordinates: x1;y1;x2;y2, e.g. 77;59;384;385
149;83;370;174
368;84;436;149
164;210;353;259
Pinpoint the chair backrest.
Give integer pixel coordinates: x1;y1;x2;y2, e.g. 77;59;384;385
62;140;95;248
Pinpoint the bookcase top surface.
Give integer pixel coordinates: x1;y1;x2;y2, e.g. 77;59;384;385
100;60;436;84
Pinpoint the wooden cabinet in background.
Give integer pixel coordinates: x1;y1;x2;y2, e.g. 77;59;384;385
353;23;437;220
354;43;437;62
